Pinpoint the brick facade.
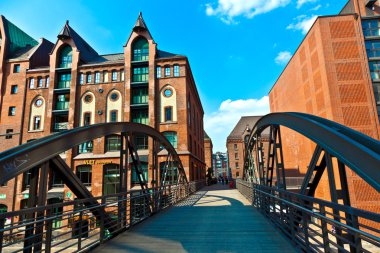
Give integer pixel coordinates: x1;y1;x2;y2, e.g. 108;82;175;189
0;14;206;213
270;0;380;212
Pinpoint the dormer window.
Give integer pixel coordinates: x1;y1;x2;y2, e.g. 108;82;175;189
58;46;72;68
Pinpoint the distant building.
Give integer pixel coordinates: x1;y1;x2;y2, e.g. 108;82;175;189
226;116;269;179
269;0;380;211
204;131;213;175
212;152;228;177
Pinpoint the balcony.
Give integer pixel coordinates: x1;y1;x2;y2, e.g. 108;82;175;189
56;81;71;89
53;122;68;132
55;101;69;111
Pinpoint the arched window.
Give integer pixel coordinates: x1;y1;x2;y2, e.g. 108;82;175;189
163;131;177;148
132;37;149;61
0;204;7;214
58;46;72;68
76;165;92;187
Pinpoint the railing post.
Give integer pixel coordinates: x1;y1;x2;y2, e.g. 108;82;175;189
0;217;5;253
78;210;83;251
99;197;105;244
320;205;331;252
44;207;53;253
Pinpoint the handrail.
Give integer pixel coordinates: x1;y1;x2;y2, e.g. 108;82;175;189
0;122;188;185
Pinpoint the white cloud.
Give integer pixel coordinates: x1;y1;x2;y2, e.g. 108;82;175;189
297;0;318;9
204;96;270;152
286;15;317;34
205;0;291;24
275;51;292;65
310;4;322;11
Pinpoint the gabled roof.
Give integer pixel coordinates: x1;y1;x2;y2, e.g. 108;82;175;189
227;116;268;140
56;20;101;63
156;49;185;59
204;131;211;140
133;12;148;32
0;15;38;59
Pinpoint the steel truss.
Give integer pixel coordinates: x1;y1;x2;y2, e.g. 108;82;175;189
242;112;380;253
0;122;192;252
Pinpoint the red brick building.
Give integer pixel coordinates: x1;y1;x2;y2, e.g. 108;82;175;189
270;0;380;212
204;131;213;174
0;13;206;214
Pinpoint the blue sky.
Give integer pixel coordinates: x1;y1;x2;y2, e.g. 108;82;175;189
0;0;347;151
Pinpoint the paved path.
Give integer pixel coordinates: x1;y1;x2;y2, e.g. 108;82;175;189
93;184;296;253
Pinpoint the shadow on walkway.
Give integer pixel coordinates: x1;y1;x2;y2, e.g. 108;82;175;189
93;184;296;253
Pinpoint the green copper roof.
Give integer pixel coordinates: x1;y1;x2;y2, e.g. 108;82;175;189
2;16;38;56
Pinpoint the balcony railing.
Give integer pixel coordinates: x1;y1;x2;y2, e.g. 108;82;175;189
53;122;68;132
55;101;69;111
56;81;71;89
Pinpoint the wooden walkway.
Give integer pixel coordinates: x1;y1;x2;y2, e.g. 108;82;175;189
93;184;296;253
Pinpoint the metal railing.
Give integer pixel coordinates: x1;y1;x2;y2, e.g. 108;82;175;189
236;179;380;253
0;180;205;253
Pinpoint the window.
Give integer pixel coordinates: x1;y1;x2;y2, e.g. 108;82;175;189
132;87;148;104
134;134;148;150
366;41;380;58
363;19;380;37
121;70;125;81
37;77;43;88
131;109;149;125
163;131;177;148
106;135;121;152
234;144;237;150
163;88;173;97
110;92;119;101
78;141;93;154
369;61;380;80
95;72;100;83
236;172;240;177
131;163;148;184
84;94;93;103
165;66;171;77
111;70;117;81
46;76;50;87
51;170;64;188
33;116;41;130
22;171;31;190
83;112;91;126
165;107;173;122
29;78;35;89
57;73;71;89
156;67;162;78
160;162;178;184
0;204;7;214
132;67;148;82
110;110;118;122
174;65;180;77
86;73;92;83
8;106;15;116
79;73;84;85
235;153;239;160
13;64;20;73
103;71;108;82
59;46;72;68
103;164;120;197
132;38;149;61
76;165;92;187
5;129;13;139
235;162;239;169
11;85;18;94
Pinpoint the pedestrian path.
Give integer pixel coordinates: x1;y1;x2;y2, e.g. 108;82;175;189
93;184;296;253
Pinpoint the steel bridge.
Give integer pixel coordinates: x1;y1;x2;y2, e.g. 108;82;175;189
0;113;379;252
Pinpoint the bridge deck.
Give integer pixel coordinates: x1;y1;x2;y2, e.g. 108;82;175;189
93;184;296;253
